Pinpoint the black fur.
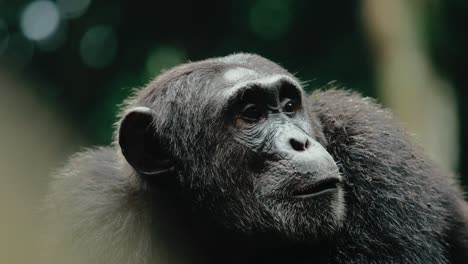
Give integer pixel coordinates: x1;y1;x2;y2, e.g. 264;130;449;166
47;54;468;264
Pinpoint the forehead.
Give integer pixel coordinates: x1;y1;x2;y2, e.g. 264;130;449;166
144;54;296;101
217;53;288;75
213;53;293;86
213;54;300;97
223;67;259;83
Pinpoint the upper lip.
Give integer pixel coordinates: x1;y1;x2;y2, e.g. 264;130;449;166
290;177;341;199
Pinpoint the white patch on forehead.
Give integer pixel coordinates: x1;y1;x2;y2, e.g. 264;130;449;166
217;53;253;64
223;74;301;97
223;67;259;83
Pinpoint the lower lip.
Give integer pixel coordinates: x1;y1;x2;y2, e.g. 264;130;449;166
291;187;338;200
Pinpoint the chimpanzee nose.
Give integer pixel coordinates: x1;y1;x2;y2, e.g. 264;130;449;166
289;137;310;152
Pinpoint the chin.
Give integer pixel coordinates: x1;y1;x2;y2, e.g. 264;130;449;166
262;186;346;241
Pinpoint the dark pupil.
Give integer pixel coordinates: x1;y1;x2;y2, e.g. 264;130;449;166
284;101;294;113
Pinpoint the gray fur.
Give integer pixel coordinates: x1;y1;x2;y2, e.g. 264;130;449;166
46;53;468;264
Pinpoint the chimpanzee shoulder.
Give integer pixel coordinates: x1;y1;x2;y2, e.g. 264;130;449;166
310;89;468;263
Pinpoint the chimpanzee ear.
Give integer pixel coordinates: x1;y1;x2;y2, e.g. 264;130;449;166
118;107;174;177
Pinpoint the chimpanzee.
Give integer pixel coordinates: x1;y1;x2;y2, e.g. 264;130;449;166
47;53;468;264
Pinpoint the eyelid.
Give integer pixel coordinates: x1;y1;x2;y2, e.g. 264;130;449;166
281;97;297;106
241;103;265;121
281;97;292;103
241;103;257;112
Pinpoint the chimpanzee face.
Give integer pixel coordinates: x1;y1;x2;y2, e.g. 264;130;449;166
119;54;345;240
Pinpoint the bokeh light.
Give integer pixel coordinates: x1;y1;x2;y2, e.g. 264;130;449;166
79;25;117;69
20;1;60;41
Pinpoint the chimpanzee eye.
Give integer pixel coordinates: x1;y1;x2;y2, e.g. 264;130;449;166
241;103;262;121
281;98;299;115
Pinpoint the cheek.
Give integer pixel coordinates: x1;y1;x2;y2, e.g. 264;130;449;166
253;161;296;197
208;144;256;184
230;122;272;153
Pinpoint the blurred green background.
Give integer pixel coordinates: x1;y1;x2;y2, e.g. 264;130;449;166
0;0;467;263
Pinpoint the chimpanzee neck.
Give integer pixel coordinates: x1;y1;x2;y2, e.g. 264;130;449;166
193;226;333;264
148;186;333;264
167;209;333;264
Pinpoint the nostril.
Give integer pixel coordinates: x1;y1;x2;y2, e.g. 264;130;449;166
289;138;307;152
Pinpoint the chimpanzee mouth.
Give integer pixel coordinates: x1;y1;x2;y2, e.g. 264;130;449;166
291;178;341;199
